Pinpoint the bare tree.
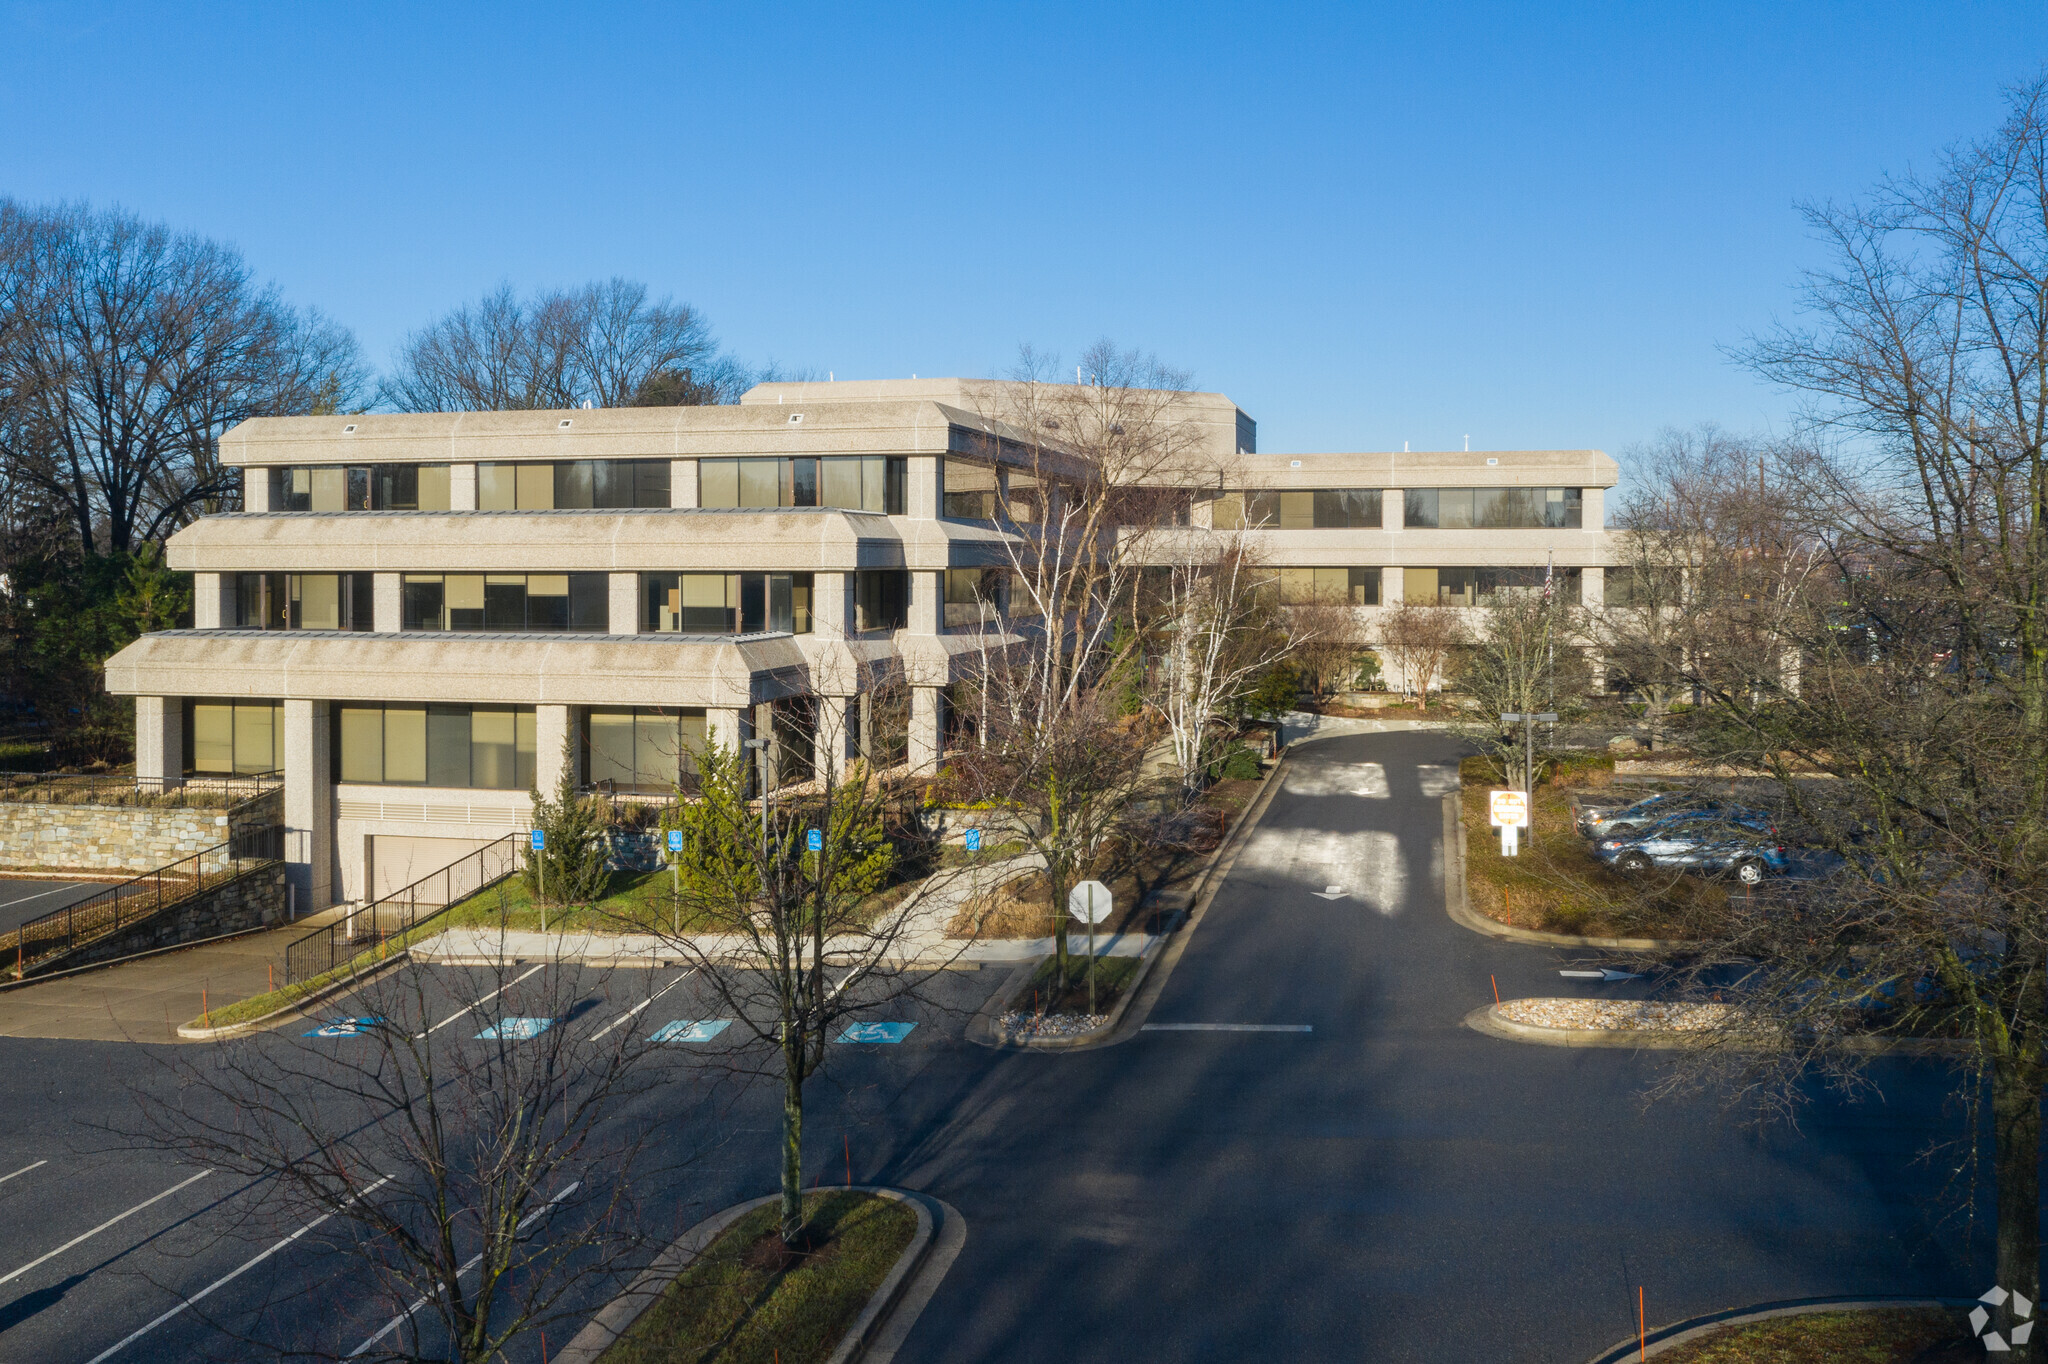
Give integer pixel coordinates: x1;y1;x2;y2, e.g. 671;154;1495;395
1450;586;1586;790
0;200;368;552
133;957;674;1362
1285;591;1368;703
629;711;964;1247
1149;530;1296;802
381;279;749;412
1378;602;1467;709
1580;77;2048;1355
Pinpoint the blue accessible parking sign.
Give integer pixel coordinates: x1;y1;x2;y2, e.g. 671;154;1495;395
807;829;822;852
963;829;981;852
668;829;684;853
530;829;546;851
836;1022;916;1044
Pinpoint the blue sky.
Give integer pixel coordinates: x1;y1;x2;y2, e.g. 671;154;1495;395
2;2;2043;466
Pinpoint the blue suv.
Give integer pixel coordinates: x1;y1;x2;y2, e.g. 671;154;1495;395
1592;810;1790;884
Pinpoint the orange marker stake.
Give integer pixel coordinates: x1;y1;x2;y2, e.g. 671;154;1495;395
845;1134;852;1189
1638;1286;1646;1361
1491;974;1500;1006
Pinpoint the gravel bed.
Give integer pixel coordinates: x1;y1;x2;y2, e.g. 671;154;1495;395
1499;998;1737;1032
999;1011;1109;1038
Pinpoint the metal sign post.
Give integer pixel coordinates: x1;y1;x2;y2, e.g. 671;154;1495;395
1068;880;1113;1015
668;828;684;934
530;828;547;931
1500;711;1560;800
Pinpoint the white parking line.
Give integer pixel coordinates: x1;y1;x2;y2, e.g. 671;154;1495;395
1140;1023;1314;1033
0;882;98;912
590;968;697;1041
0;1158;48;1186
346;1181;579;1357
82;1176;394;1364
0;1168;212;1287
416;962;546;1038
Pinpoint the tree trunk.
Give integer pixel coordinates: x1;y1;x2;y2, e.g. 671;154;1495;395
1994;1048;2044;1357
1049;863;1069;994
779;1042;805;1245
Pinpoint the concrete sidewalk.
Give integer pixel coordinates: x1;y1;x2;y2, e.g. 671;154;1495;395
0;910;343;1043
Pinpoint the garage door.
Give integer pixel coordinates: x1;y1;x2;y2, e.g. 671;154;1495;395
368;835;498;905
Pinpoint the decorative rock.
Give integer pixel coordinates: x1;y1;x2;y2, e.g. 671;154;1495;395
1499;998;1736;1032
998;1010;1108;1038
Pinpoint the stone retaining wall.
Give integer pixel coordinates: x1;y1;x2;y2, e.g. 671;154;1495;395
23;861;289;979
0;789;282;874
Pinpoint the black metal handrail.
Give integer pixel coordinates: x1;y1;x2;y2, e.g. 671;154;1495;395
283;834;520;986
9;823;284;974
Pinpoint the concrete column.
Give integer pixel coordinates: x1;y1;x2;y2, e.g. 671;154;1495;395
1581;565;1606;609
194;573;234;630
813;572;851;640
1582;487;1604;531
1383;490;1404;532
243;468;273;513
609;573;640;635
670;460;698;508
134;697;183;790
284;699;335;911
1382;566;1405;607
813;694;855;784
907;455;942;519
373;573;403;632
908;570;942;635
705;706;747;756
909;686;943;774
536;704;575;796
450;463;479;511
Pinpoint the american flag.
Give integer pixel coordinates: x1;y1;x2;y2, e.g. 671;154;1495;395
1542;552;1554;602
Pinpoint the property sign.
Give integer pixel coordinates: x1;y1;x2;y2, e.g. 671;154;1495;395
1068;880;1114;924
529;829;546;851
1488;790;1529;829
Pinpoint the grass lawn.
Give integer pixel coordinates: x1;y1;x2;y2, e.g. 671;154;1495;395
1459;754;1729;939
602;1191;918;1364
1651;1307;1970;1362
1007;953;1140;1015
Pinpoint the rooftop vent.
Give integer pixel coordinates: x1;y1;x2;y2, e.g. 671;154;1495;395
788;413;803;424
1486;457;1499;466
559;419;573;429
1289;459;1302;468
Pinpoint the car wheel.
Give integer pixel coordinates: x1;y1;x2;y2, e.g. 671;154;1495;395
1608;823;1637;838
1618;852;1652;874
1735;859;1765;885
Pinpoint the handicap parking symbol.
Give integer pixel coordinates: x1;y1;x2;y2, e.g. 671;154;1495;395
963;829;981;852
836;1021;916;1044
477;1016;554;1041
651;1019;733;1043
305;1017;383;1038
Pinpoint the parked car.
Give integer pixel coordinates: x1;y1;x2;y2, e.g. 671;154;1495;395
1591;811;1790;884
1576;791;1765;840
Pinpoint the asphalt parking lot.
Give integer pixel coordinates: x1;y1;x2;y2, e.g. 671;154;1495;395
0;876;112;937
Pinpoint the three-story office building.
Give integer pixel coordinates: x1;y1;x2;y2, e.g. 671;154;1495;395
103;378;1616;912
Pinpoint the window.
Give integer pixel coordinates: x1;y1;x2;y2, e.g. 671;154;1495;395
1604;565;1682;609
1277;567;1380;605
944;567;1006;628
1402;488;1583;529
642;573;813;635
854;570;909;632
332;704;537;790
942;460;998;520
1211;488;1383;529
1402;567;1583;606
476;460;672;510
233;574;373;630
282;465;452;511
698;456;904;513
586;708;707;794
185;700;282;776
399;574;609;632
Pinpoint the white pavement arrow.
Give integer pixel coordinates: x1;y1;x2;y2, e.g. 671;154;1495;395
1312;885;1346;900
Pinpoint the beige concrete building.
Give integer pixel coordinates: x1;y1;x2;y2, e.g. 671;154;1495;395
103;378;1616;912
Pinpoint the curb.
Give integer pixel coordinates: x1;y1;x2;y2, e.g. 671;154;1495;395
175;950;415;1040
1580;1295;1972;1362
553;1187;945;1364
965;746;1294;1052
1467;1003;1969;1056
1440;793;1694;953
